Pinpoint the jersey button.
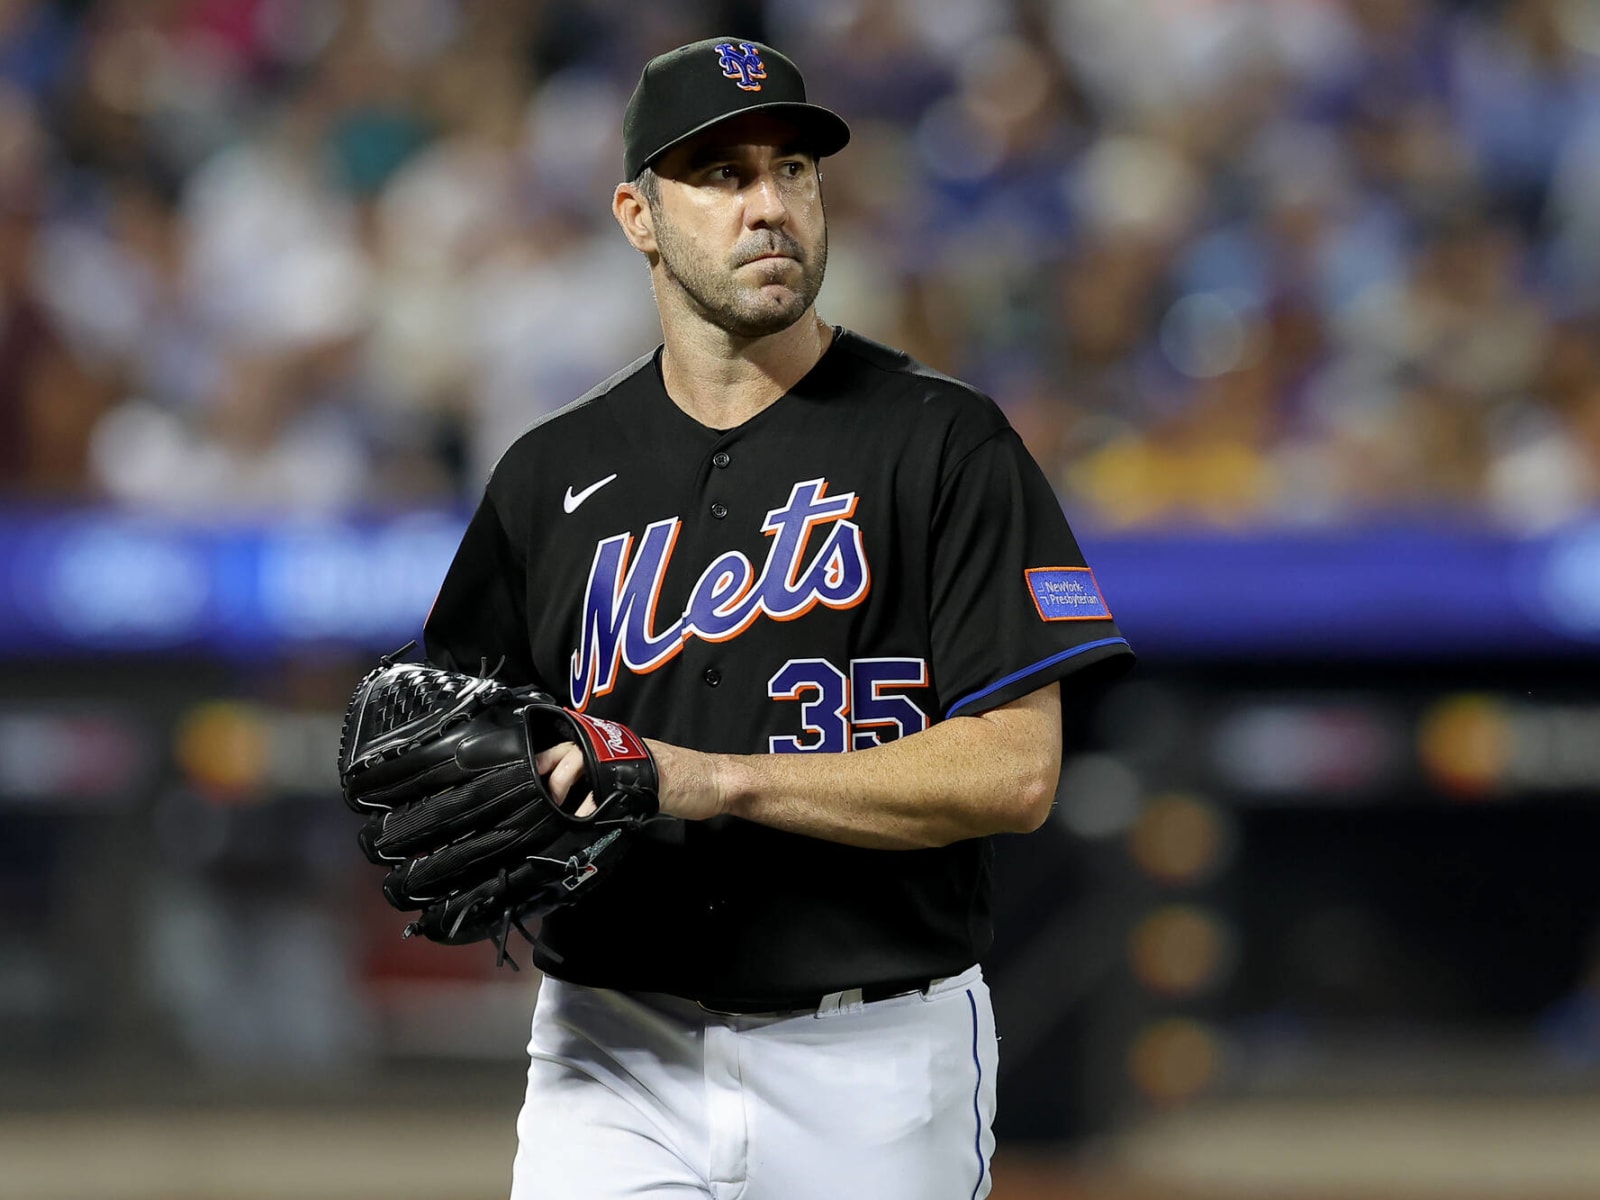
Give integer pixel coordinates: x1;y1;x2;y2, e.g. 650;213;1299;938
710;502;728;519
712;451;731;468
703;668;722;687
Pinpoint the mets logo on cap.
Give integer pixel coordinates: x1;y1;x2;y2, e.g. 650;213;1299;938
716;41;767;91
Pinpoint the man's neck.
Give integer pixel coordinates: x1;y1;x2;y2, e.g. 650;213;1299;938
658;309;834;431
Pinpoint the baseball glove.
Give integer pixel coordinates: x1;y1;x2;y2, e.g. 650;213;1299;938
337;649;659;966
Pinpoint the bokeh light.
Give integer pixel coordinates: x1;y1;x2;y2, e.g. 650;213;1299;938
1416;694;1514;800
1129;904;1235;998
1128;1017;1226;1106
1128;792;1232;886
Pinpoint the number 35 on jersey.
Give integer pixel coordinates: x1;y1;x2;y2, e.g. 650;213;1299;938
768;656;929;754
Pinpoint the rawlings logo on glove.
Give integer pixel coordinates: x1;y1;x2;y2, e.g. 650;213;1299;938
337;649;659;967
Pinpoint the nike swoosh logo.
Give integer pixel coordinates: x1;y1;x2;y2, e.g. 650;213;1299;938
563;473;618;513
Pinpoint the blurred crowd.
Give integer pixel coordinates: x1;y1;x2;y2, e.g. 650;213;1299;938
2;0;1600;529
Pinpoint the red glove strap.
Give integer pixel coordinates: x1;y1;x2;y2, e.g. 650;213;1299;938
568;711;651;763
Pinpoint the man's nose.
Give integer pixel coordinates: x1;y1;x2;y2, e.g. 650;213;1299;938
744;172;790;227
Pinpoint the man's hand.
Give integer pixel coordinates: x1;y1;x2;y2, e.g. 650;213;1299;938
533;743;597;816
535;740;728;822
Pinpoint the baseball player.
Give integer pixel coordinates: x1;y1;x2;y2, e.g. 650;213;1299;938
421;37;1134;1200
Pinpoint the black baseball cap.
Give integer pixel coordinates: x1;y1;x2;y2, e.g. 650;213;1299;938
622;37;851;181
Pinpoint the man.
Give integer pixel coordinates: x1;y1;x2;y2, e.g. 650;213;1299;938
422;36;1134;1200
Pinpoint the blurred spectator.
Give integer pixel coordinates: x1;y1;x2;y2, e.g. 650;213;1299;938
0;81;111;493
0;0;1595;528
0;0;76;100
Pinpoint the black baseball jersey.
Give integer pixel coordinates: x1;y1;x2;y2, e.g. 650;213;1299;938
423;329;1134;1007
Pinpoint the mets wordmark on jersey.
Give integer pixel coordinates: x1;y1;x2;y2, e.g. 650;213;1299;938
569;478;868;710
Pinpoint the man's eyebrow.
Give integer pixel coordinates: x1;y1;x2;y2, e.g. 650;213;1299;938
684;141;813;169
686;144;735;169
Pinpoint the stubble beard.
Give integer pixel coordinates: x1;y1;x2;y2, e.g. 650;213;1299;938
652;211;828;339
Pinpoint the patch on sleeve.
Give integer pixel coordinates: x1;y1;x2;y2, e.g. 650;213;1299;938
1025;567;1112;621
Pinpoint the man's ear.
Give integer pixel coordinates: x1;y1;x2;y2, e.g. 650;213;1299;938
613;184;657;255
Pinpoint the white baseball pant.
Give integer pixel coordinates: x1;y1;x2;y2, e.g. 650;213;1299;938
508;964;998;1199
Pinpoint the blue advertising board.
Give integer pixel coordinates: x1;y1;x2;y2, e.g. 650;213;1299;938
2;508;1599;659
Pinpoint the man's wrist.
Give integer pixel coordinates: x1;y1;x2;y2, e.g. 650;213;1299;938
648;740;741;822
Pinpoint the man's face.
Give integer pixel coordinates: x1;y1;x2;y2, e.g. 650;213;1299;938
645;114;828;338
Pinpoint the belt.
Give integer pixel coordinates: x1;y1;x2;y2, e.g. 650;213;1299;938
695;976;944;1018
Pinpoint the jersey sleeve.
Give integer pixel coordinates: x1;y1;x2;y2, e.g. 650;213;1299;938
421;490;541;688
929;428;1134;718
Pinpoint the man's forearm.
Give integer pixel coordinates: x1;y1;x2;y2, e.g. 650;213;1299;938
648;683;1062;850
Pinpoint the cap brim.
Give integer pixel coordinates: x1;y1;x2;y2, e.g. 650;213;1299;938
639;102;851;175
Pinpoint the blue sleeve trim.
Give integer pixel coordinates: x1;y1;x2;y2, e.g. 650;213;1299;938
945;637;1131;718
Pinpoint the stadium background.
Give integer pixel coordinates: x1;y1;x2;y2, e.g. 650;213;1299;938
4;0;1600;1195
